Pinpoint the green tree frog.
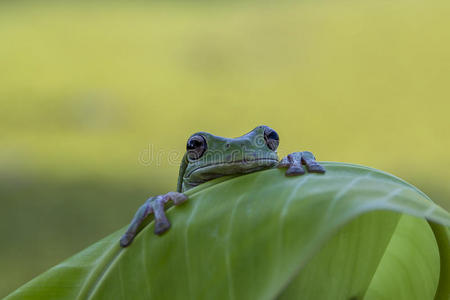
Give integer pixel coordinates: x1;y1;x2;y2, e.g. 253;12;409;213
120;125;325;247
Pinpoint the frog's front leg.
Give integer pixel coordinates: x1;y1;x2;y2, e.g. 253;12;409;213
119;192;187;247
278;151;325;176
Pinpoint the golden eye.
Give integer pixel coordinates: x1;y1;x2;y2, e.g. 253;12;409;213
186;135;207;160
264;127;279;151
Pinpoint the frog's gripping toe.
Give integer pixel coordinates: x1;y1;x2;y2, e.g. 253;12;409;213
154;219;171;235
285;166;306;176
120;233;134;248
306;163;326;173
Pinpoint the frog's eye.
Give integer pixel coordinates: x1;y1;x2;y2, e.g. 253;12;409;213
264;128;279;151
186;135;207;160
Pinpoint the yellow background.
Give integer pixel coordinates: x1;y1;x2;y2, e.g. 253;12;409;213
0;0;449;297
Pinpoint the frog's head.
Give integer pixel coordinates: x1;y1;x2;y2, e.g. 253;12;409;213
182;125;279;190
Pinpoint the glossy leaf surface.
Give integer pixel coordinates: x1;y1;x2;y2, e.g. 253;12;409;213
6;163;450;300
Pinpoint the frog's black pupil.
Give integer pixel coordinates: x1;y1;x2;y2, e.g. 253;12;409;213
187;139;202;149
267;131;279;141
264;129;279;151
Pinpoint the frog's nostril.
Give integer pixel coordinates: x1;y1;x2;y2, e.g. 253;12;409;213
225;143;230;148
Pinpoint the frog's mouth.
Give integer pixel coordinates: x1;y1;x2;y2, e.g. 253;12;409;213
185;157;279;179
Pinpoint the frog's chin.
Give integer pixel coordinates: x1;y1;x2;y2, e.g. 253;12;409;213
185;158;279;185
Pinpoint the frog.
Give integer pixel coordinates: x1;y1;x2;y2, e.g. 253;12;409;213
119;125;325;247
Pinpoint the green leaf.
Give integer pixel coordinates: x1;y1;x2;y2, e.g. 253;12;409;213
5;162;450;300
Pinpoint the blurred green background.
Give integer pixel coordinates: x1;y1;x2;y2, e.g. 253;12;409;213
0;0;449;297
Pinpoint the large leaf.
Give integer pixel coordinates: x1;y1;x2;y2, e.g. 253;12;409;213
5;162;450;300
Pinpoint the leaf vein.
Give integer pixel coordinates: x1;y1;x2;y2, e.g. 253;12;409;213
225;195;245;300
184;197;201;298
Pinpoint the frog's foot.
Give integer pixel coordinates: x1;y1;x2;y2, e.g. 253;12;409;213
278;152;305;176
119;192;188;247
278;151;325;176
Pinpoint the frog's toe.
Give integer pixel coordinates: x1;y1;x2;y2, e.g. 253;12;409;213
167;192;188;206
277;156;290;168
306;163;326;173
154;219;171;235
120;233;134;248
285;166;306;176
